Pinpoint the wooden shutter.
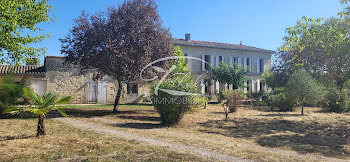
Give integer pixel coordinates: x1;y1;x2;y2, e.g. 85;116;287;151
202;55;205;71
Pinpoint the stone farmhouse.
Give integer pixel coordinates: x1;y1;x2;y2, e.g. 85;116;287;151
0;34;274;104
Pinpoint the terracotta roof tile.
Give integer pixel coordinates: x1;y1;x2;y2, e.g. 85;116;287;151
0;65;46;75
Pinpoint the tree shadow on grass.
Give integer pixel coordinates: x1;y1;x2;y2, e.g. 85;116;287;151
0;112;37;119
48;107;152;118
1;108;118;119
246;105;280;112
113;122;162;129
110;109;162;129
258;114;302;117
198;118;350;157
117;115;160;122
46;109;121;118
120;103;153;107
0;135;35;141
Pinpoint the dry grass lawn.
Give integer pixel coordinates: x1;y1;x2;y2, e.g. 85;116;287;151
2;104;350;161
0;117;207;161
66;104;350;161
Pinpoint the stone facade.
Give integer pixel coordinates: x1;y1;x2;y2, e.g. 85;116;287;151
43;56;131;104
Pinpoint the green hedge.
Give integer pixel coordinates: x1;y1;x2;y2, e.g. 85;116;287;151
0;76;25;115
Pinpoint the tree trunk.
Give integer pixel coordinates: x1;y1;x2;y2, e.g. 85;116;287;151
113;81;123;113
301;101;304;116
37;114;46;136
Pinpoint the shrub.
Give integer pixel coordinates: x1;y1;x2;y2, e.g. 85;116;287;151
274;92;295;112
225;90;244;113
265;89;295;112
217;89;242;104
193;95;209;109
151;46;197;126
216;91;225;103
322;87;350;113
247;91;264;101
344;80;350;89
151;76;197;126
0;76;25;115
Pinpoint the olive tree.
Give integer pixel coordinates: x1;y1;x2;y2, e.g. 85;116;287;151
285;69;322;115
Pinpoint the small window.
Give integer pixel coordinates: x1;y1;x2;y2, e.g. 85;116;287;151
127;84;138;94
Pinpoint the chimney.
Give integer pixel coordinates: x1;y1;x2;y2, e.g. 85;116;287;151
240;40;243;46
185;33;191;41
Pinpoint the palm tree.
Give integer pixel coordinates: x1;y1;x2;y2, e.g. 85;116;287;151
6;88;71;136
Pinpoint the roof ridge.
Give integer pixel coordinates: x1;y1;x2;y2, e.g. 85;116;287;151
175;38;241;46
173;38;275;53
0;65;46;75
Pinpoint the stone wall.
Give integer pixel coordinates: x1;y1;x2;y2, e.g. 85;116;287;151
45;56;128;104
106;82;127;104
46;70;89;104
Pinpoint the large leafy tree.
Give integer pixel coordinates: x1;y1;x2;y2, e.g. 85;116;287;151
340;0;350;15
285;69;322;115
61;0;173;113
0;0;53;64
280;16;350;88
6;88;71;136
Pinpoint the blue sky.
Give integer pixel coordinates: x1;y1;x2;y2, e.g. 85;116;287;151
36;0;343;59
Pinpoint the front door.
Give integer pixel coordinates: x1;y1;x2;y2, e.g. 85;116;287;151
97;81;107;104
88;81;97;103
88;81;107;103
